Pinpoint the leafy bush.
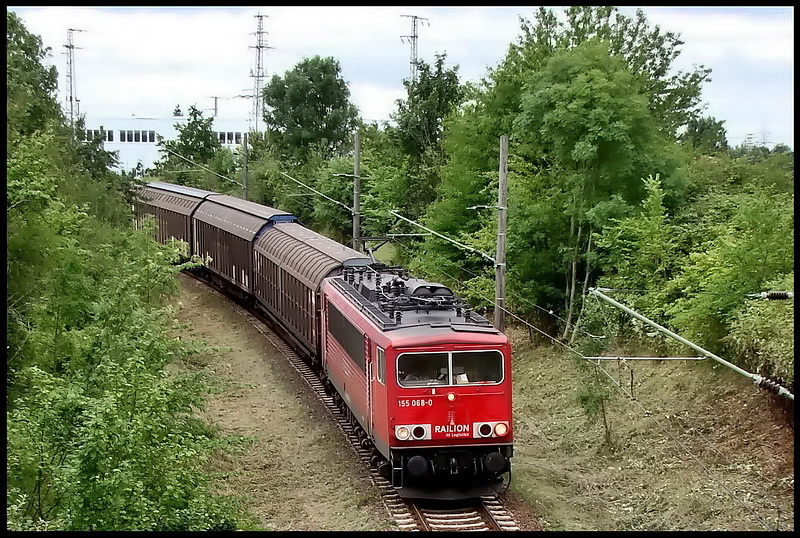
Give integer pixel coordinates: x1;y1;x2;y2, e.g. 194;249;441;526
7;14;247;527
724;273;794;387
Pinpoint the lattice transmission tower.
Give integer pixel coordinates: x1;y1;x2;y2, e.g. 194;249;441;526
63;28;86;125
249;13;272;132
400;14;429;83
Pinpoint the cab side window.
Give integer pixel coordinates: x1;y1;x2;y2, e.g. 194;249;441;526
376;346;385;384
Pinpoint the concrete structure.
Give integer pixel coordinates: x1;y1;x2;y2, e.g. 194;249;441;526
83;114;249;173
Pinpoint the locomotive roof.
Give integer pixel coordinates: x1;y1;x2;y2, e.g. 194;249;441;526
328;268;499;336
389;325;507;349
255;222;372;290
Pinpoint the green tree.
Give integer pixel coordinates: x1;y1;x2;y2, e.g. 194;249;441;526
724;273;793;386
588;175;680;345
159;105;220;164
771;143;792;155
311;156;361;245
516;6;711;136
358;122;410;240
514;41;682;335
666;186;793;348
413;6;703;327
6;11;62;142
394;53;463;161
679;116;729;154
7;16;247;530
262;55;359;163
390;53;464;220
153;105;232;190
403;81;505;283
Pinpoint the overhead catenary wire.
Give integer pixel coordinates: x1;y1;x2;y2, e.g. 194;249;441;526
393;236;603;341
160;146;242;188
389;210;497;264
391;239;593;359
278;170;354;214
156;147;355;213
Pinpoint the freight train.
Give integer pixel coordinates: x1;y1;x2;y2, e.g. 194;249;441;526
135;181;513;500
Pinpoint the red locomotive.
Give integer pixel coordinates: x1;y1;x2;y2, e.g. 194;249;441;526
136;181;513;500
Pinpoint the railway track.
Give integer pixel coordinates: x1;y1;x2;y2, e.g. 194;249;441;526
185;271;522;531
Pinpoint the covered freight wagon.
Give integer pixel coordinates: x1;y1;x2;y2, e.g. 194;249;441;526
252;222;371;360
192;195;296;294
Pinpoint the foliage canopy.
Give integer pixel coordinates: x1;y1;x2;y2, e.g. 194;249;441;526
7;14;247;530
262;55;360;163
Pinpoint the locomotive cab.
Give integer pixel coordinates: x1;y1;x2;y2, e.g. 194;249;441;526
381;338;513;499
321;266;513;500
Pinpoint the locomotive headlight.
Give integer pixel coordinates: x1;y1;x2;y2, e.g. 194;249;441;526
395;424;430;440
473;421;509;438
447;392;456;401
494;422;509;436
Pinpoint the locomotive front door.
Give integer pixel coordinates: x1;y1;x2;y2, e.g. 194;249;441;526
365;335;373;436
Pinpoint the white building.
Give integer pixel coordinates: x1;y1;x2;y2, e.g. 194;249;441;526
82;114;250;173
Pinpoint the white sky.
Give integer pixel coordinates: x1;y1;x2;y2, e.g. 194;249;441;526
8;6;795;149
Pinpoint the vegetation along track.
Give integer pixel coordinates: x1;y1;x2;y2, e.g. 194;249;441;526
185;270;522;531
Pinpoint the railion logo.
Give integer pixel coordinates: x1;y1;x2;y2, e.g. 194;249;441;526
434;424;469;433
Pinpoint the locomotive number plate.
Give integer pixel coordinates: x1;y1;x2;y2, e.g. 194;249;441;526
398;399;433;407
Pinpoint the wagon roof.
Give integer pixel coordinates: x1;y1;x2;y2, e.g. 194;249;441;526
254;222;371;289
207;194;294;221
191;195;296;240
145;181;216;199
138;182;214;216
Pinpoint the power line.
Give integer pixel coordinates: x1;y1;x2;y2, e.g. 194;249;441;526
160;146;242;190
590;287;794;401
278;171;353;214
389;210;496;264
392;235;602;340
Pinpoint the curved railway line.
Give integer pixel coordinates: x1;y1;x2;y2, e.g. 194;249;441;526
186;270;523;531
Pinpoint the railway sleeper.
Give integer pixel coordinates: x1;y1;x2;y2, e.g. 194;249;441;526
428;522;486;529
425;515;482;525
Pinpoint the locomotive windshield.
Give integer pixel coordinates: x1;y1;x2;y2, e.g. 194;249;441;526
397;353;449;386
397;350;503;387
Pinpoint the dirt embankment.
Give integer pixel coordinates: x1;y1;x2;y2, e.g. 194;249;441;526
173;274;393;531
506;323;794;531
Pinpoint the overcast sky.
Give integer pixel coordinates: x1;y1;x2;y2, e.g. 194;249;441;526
8;6;795;149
